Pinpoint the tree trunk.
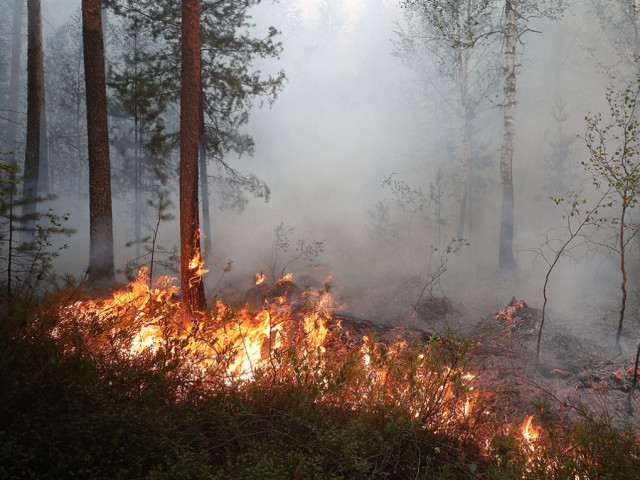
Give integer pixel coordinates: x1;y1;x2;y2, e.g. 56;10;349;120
82;0;115;282
180;0;207;313
5;0;23;169
134;40;141;259
38;64;48;196
457;43;471;240
22;0;43;233
199;86;212;253
499;0;517;270
616;202;628;352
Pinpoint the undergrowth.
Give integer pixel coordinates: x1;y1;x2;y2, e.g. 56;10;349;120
1;287;639;479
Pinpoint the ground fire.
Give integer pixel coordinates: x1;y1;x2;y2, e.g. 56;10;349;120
47;263;640;477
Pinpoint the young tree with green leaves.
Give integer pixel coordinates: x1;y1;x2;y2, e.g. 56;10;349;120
107;11;170;258
582;75;640;352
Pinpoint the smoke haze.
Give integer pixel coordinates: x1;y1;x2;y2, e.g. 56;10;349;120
4;0;640;344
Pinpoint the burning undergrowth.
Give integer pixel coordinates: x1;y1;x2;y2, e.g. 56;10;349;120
52;269;479;432
6;270;638;478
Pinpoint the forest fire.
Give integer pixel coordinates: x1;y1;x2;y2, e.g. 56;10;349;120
52;267;487;425
54;267;335;383
49;269;620;476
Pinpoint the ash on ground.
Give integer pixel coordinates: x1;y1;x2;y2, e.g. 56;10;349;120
471;297;640;431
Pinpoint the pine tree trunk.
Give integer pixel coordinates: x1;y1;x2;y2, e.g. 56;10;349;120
180;0;207;313
82;0;114;282
22;0;43;233
499;0;517;270
199;86;212;253
5;0;22;169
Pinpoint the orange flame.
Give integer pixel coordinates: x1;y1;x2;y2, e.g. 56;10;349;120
522;414;540;444
53;267;482;442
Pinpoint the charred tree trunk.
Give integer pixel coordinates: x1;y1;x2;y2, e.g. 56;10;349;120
499;0;517;271
22;0;44;234
199;86;212;253
180;0;207;313
5;0;23;168
82;0;115;282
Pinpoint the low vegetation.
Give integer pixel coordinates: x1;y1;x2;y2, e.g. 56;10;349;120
1;282;639;480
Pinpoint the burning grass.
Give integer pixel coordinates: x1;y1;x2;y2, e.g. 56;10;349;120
1;269;640;479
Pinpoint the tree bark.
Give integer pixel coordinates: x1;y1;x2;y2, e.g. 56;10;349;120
22;0;43;233
5;0;23;168
82;0;115;282
180;0;207;313
457;42;471;240
616;202;628;352
199;85;212;253
499;0;517;270
38;58;48;195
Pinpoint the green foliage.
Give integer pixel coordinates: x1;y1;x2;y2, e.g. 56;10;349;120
0;156;75;301
104;0;283;211
583;75;640;214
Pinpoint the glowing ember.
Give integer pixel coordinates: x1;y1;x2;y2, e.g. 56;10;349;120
494;297;527;324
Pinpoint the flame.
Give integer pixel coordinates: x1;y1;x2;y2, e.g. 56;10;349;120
522;414;540;444
54;269;334;383
53;267;485;445
255;273;266;285
188;250;209;285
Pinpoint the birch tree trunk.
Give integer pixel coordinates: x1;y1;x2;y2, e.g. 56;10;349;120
82;0;115;282
180;0;207;312
499;0;517;270
457;44;471;239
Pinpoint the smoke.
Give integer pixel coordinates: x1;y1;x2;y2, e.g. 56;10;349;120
16;0;640;351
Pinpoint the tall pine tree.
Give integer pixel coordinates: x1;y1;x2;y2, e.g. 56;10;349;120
82;0;115;282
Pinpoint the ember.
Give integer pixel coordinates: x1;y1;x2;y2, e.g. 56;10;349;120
494;297;528;324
